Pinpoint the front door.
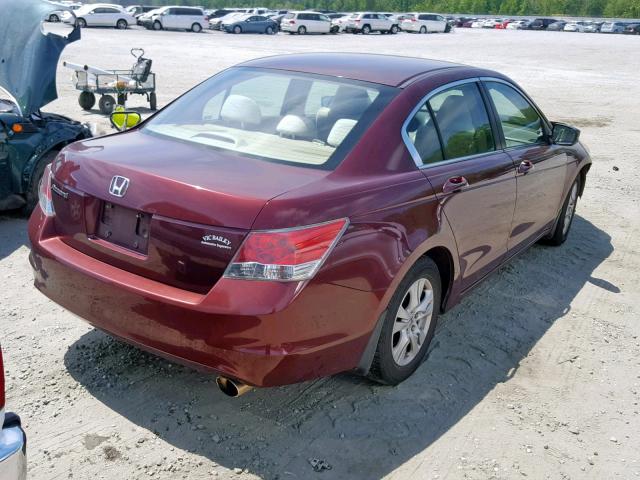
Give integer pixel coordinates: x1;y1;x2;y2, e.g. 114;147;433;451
482;80;568;253
404;80;517;291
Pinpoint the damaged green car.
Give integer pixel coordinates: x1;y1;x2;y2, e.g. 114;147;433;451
0;0;92;212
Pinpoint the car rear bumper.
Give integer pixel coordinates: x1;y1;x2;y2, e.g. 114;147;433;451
28;208;380;387
0;412;27;480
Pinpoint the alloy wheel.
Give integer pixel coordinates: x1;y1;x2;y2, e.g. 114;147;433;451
391;278;434;366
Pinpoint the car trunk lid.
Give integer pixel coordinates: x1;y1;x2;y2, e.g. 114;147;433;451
50;130;328;293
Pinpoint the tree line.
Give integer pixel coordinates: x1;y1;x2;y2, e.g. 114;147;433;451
118;0;640;18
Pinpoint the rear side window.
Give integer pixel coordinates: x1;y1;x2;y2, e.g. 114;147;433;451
284;13;294;19
405;105;444;165
485;81;545;147
429;83;495;160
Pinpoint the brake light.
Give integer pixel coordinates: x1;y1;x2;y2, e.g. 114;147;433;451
411;18;417;22
38;164;55;217
224;218;349;281
354;19;360;23
289;19;295;24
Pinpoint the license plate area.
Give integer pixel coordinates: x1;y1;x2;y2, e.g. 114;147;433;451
96;202;150;254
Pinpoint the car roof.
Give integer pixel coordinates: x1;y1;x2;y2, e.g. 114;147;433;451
239;53;467;88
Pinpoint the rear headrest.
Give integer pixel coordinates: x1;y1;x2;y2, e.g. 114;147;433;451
327;119;357;147
330;86;371;120
220;95;262;127
276;114;315;139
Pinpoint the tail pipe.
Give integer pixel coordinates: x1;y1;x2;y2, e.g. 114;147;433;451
216;376;252;397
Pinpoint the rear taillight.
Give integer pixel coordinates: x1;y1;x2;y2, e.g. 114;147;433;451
354;19;360;23
411;18;417;22
224;218;349;281
289;19;295;24
0;346;5;411
38;163;55;217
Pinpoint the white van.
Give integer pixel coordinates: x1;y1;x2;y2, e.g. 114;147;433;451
280;11;333;34
401;13;448;33
143;6;207;32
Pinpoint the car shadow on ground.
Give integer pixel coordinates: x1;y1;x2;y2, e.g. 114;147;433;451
0;214;28;260
63;215;615;479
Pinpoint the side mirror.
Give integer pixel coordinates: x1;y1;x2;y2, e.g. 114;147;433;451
551;122;580;146
110;109;142;132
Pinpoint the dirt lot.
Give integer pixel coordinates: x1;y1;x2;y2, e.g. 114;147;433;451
1;26;639;479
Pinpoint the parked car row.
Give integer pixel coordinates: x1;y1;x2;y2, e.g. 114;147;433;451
213;10;451;35
454;15;640;33
44;3;640;36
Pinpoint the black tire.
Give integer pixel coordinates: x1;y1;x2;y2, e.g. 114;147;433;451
234;25;242;34
330;26;339;34
22;150;59;215
420;25;427;33
445;23;452;32
49;14;60;22
362;24;371;34
390;25;399;34
98;95;116;115
368;257;441;385
153;20;162;31
192;23;202;33
116;19;128;29
149;92;157;111
77;18;87;28
297;25;306;34
542;176;580;246
78;91;95;110
265;26;274;35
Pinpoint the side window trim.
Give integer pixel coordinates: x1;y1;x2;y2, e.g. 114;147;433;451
477;81;506;151
479;76;552;147
402;77;501;169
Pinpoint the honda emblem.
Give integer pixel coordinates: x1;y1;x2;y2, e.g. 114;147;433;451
109;176;130;197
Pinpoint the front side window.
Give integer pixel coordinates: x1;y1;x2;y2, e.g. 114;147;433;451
144;68;396;169
429;83;495;159
485;81;545;147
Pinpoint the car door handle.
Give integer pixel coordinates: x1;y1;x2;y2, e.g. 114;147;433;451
518;160;534;174
442;176;469;194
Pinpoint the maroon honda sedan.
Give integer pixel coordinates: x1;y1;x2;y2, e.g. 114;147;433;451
29;54;590;395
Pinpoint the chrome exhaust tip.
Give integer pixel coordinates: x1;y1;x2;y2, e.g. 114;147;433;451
216;376;252;397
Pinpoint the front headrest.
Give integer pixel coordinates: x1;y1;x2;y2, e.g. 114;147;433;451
327;119;357;147
276;114;315;139
220;95;262;127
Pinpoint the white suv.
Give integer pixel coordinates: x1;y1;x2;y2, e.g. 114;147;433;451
401;13;448;33
280;12;333;34
143;6;207;32
344;12;400;34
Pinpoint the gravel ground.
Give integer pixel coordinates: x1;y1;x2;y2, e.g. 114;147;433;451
1;26;640;480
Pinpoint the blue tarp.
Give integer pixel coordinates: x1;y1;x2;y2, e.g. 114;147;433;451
0;0;80;115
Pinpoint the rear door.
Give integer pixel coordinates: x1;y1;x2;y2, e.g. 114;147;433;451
102;7;121;27
482;80;568;253
178;8;192;29
404;80;516;291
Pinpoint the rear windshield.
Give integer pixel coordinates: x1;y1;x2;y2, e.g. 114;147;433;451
143;67;396;169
